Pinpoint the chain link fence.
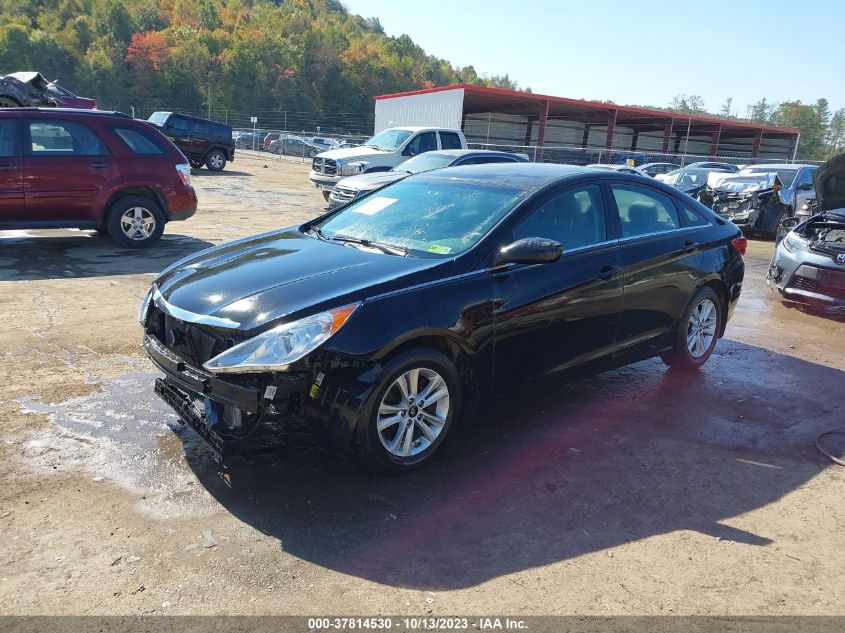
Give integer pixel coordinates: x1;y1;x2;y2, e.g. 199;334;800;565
128;105;821;168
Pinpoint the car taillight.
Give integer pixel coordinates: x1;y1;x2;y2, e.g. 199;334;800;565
731;236;747;257
175;163;192;187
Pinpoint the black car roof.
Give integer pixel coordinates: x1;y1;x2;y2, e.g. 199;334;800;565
419;162;601;189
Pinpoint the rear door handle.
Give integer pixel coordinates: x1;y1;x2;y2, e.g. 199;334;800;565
90;162;109;168
0;164;18;172
683;239;701;253
596;264;621;281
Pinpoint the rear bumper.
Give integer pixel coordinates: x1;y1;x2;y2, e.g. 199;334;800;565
167;187;198;222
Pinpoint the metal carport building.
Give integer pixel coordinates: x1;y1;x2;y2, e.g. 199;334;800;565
374;84;800;164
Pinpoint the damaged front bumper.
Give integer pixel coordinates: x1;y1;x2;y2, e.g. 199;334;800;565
699;172;791;233
144;333;378;461
767;237;845;307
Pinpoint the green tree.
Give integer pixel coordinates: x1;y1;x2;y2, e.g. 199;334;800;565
772;101;825;160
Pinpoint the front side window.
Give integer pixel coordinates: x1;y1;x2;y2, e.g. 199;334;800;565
403;132;438;156
114;128;163;155
611;184;680;237
314;177;526;257
515;184;607;250
440;131;463;150
28;120;108;156
0;120;19;157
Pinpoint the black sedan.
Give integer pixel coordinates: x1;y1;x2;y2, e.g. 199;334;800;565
140;164;746;471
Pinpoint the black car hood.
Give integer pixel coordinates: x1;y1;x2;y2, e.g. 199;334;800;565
153;229;448;333
813;153;845;211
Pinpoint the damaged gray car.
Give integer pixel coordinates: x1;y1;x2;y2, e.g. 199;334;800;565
767;154;845;306
699;164;817;234
0;72;57;107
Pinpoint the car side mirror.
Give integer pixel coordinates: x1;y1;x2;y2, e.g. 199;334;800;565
797;182;814;191
494;237;563;267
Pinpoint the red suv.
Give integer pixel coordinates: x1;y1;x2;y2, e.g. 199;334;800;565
0;108;197;248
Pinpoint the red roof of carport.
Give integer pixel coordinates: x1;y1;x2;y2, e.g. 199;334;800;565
374;84;800;136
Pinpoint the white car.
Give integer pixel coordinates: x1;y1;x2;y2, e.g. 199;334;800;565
309;127;468;200
586;163;647;176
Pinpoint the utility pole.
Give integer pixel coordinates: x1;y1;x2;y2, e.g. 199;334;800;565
207;73;211;120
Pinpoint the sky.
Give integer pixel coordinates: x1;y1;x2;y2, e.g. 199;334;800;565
342;0;844;116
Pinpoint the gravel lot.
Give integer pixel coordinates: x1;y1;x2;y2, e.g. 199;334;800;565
0;154;843;615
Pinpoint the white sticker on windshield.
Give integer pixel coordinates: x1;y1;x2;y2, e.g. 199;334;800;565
352;197;397;216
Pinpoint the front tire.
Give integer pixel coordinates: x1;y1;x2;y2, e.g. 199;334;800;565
189;159;203;169
105;196;165;249
321;190;331;202
661;286;723;370
206;150;226;171
358;348;462;472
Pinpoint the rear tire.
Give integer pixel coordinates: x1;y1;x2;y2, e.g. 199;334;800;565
189;159;203;169
0;96;22;107
661;286;723;371
106;196;165;249
357;348;462;473
206;150;226;171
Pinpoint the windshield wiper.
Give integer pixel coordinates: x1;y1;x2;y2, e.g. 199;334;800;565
363;144;390;151
329;234;408;257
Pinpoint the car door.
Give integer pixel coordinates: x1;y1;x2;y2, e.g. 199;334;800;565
190;119;210;157
493;183;624;390
608;182;704;357
0;116;24;222
23;117;119;223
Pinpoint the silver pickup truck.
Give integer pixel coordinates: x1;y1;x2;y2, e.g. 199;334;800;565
309;127;468;201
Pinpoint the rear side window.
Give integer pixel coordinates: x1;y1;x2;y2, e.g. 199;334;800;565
114;128;163;155
611;184;680;238
28;120;109;156
192;120;209;136
0;120;18;156
169;117;189;132
440;131;463;150
212;123;231;139
681;205;710;227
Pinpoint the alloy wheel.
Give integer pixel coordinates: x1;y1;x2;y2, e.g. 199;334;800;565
377;368;450;457
686;298;717;358
209;153;224;169
120;207;156;241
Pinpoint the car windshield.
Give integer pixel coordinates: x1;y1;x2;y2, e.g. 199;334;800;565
392;153;454;174
740;167;798;187
313;177;526;256
147;112;169;126
663;169;712;186
363;129;413;151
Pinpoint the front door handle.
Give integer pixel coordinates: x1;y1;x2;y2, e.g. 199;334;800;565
0;164;18;172
90;162;109;169
596;264;621;281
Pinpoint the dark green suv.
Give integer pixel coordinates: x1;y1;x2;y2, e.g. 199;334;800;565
147;111;234;171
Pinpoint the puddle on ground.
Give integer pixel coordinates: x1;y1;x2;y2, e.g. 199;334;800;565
14;370;221;520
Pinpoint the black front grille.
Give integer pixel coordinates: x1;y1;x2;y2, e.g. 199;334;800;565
789;267;845;300
145;305;238;367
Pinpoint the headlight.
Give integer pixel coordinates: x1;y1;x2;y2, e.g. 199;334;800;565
138;288;153;324
202;303;360;374
338;161;365;176
783;231;809;253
